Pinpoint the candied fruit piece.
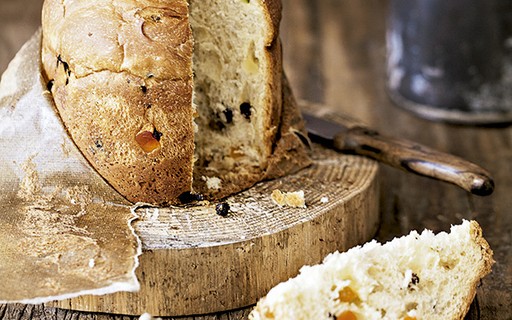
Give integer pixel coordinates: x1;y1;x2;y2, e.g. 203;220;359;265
263;310;275;319
136;130;160;153
216;202;230;217
337;311;357;320
404;317;417;320
243;52;259;74
337;286;360;304
240;102;252;119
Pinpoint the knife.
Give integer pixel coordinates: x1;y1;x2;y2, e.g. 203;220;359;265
302;111;494;196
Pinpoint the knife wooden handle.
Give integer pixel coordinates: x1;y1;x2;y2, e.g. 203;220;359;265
333;127;494;196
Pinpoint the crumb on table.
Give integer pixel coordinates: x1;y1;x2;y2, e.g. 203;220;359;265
202;176;222;190
271;189;306;208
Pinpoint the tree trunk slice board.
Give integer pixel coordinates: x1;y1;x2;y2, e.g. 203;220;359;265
50;146;379;316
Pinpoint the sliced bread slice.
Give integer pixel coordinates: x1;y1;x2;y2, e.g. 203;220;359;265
249;220;494;320
189;0;308;199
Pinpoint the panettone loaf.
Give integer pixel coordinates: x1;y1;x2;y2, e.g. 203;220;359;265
249;220;494;320
41;0;310;205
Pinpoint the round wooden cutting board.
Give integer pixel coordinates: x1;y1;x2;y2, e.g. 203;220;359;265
52;146;379;316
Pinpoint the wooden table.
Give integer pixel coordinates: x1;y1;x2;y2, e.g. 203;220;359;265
1;0;510;319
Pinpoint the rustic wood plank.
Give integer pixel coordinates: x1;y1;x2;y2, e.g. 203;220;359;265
49;146;378;316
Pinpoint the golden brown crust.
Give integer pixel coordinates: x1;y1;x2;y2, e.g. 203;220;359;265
260;0;312;189
260;0;283;45
455;221;495;320
260;0;311;183
260;0;284;160
262;36;284;163
469;220;495;274
42;0;195;205
264;73;312;180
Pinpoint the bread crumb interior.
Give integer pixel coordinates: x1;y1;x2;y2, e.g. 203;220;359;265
190;0;269;194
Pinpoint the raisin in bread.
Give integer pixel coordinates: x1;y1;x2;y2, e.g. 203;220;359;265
41;0;310;205
249;220;494;320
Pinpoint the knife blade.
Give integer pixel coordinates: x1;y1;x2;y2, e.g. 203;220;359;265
302;111;494;196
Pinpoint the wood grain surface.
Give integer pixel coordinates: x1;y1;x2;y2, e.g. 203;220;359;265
49;147;379;316
1;0;511;319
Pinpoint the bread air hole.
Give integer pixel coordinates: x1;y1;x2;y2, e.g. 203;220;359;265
223;108;233;123
207;105;235;131
243;42;259;74
405;302;418;312
439;257;459;270
94;140;103;149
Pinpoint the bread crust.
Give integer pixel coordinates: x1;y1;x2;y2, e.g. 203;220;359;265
455;220;495;320
261;0;283;45
260;0;285;160
42;0;195;204
264;73;312;180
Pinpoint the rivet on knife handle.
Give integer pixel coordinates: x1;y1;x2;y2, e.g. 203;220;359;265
334;126;494;196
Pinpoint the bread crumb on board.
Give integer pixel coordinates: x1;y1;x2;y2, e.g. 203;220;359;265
202;176;222;190
271;190;306;208
320;196;329;204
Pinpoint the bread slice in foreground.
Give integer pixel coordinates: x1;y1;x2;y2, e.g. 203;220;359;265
249;220;494;320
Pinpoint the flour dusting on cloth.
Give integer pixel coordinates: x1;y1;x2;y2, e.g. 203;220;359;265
0;31;141;304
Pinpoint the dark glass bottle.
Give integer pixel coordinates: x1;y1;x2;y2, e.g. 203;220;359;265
387;0;512;124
